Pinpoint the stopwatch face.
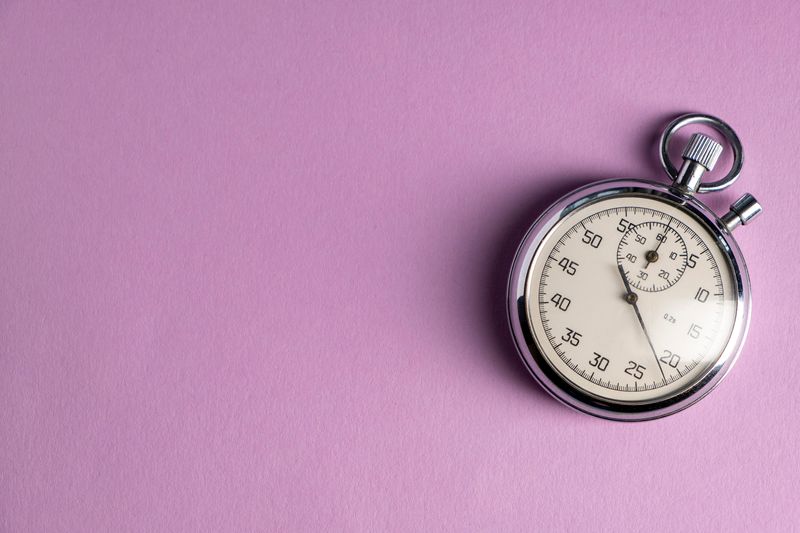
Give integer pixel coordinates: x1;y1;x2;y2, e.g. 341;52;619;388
509;181;750;419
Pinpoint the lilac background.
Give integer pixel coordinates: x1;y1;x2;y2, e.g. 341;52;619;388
1;1;798;531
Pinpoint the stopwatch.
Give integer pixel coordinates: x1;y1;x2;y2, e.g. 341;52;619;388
507;113;762;421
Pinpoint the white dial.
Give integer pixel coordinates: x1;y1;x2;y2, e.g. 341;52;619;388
525;195;738;403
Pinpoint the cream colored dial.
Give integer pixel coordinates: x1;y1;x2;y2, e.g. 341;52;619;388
526;195;738;403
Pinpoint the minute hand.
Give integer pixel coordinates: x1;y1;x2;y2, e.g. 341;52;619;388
617;264;667;382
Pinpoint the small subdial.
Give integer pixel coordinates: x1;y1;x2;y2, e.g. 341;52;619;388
616;221;688;292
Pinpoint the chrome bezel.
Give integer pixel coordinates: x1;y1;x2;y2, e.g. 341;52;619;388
507;178;751;421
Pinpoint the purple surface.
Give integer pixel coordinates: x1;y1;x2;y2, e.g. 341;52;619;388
1;1;798;531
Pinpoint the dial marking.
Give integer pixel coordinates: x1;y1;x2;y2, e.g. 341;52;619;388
532;202;734;398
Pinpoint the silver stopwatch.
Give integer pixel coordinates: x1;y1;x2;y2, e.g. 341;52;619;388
507;113;762;421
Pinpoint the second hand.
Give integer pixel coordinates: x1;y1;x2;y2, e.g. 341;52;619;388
617;264;667;383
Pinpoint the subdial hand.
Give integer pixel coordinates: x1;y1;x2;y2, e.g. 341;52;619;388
644;217;671;269
617;264;667;383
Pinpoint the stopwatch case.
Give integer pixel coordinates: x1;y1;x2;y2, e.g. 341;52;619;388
507;178;751;421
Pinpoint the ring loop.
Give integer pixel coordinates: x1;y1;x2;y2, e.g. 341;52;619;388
659;113;744;193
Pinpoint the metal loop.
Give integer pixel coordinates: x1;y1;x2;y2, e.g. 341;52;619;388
659;113;744;193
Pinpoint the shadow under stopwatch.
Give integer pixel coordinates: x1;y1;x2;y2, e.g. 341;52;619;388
482;174;596;401
636;110;687;178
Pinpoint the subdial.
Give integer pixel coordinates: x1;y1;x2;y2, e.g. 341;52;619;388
616;221;688;292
